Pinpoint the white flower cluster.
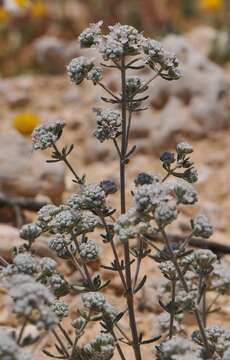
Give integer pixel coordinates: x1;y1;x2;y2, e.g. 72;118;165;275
87;67;103;85
48;207;76;233
51;300;69;319
48;273;69;297
143;38;181;80
19;223;42;242
190;249;217;275
81;291;106;312
0;328;37;360
156;336;195;359
191;214;213;238
73;211;99;236
79;21;103;48
3;253;57;278
174;181;198;205
125;76;146;97
67;56;94;85
79;239;99;263
8;274;57;330
37;204;58;224
155;313;183;335
133;183;170;214
193;325;230;357
155;200;178;227
83;333;115;360
72;316;86;334
81;292;118;322
70;184;106;212
48;233;70;259
114;207;150;242
159;261;177;280
80;183;111;216
174;289;197;312
32;119;65;150
93;108;121;143
13;253;39;275
176;142;193;156
75;22;181;83
40;257;57;275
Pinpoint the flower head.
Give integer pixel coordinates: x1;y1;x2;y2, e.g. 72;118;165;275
13;112;39;136
67;56;94;85
79;21;103;48
155;200;178;227
32;120;65;150
93;108;121;143
191;214;213;238
81;292;106;312
79;239;99;263
51;300;69;319
0;328;37;360
13;253;39;275
174;181;198;205
19;223;42;242
83;333;115;360
143;38;181;81
9;274;57;329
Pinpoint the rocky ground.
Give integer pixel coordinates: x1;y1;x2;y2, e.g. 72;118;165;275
1;26;230;359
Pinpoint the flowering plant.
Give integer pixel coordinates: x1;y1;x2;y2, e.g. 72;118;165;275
1;21;230;360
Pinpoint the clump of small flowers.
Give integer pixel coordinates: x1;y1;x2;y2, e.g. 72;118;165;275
93;108;121;143
67;56;94;85
79;239;99;263
191;213;213;238
79;21;103;48
156;336;195;359
0;328;37;360
51;300;69;319
83;333;115;360
81;292;106;312
8;274;57;330
32;119;65;150
13;252;39;274
1;20;229;360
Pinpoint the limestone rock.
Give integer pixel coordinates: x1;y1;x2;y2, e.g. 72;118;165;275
34;36;66;74
0;130;65;202
145;34;230;148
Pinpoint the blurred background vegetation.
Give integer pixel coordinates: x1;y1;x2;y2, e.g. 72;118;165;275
0;0;230;76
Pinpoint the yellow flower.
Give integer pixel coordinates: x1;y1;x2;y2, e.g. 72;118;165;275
200;0;222;11
0;6;9;22
13;112;39;135
15;0;27;7
30;1;48;17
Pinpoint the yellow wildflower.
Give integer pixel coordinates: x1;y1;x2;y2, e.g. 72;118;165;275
0;6;9;22
15;0;27;7
13;112;39;135
30;1;48;17
200;0;222;11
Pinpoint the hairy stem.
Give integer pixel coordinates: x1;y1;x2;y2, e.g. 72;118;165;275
17;319;27;345
160;228;211;355
169;280;176;338
101;217;127;290
52;143;83;185
52;329;69;358
120;54;142;360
